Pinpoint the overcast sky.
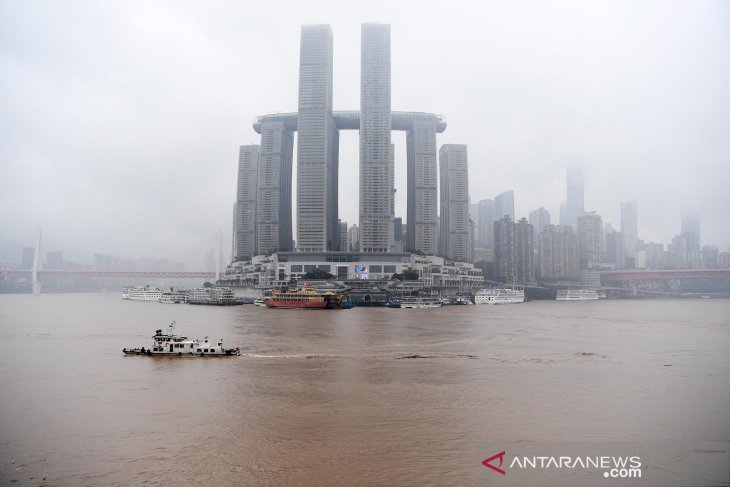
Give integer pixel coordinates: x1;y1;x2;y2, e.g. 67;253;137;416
1;0;729;264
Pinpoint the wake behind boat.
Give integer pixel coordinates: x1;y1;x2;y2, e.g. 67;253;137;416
122;321;240;356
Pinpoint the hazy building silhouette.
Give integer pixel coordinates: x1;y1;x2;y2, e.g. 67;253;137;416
477;199;496;249
360;23;392;252
681;214;701;253
566;166;584;230
620;199;638;267
233;145;260;260
438;144;471;261
297;25;336;252
494;190;514;222
528;206;550;243
605;226;624;270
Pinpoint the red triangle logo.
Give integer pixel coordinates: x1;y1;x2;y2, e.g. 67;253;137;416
482;450;506;475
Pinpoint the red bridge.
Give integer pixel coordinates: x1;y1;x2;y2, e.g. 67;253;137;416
601;269;730;283
2;269;216;279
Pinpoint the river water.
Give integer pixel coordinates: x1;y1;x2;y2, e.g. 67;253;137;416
0;294;728;486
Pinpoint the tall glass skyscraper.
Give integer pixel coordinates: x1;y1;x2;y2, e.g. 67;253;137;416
438;144;470;262
297;25;336;251
359;23;392;252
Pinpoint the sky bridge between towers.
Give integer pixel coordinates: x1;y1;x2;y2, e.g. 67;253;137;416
253;111;447;134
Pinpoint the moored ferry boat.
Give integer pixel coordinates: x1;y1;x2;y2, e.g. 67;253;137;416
475;288;525;304
122;321;240;356
266;285;345;309
556;289;599;301
123;286;163;302
400;295;442;309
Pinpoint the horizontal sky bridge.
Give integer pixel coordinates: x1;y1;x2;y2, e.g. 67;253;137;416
253;111;447;134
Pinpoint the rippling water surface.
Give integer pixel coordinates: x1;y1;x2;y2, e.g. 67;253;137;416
0;294;728;486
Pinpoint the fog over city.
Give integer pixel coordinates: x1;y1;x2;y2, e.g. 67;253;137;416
1;0;728;264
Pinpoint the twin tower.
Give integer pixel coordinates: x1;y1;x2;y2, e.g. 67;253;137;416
234;24;470;262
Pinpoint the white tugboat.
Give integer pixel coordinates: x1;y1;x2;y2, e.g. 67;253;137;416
122;321;240;357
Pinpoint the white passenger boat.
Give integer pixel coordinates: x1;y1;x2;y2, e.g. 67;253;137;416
253;297;268;307
475;288;525;304
400;296;442;309
556;289;599;301
122;322;240;357
122;286;163;302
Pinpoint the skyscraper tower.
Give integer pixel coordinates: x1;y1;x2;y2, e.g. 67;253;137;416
297;25;336;251
360;23;392;253
233;145;260;260
438;144;470;262
681;214;701;253
620;199;638;267
494;190;515;221
528;206;551;243
406;120;438;255
258;123;293;254
566;165;584;230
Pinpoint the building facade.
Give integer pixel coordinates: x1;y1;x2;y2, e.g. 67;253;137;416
233;145;260;260
528;206;551;243
297;25;336;252
577;212;603;288
538;224;579;280
258;123;294;254
438;144;471;262
359;23;392;253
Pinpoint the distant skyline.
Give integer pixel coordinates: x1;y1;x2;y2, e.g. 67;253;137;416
2;0;729;264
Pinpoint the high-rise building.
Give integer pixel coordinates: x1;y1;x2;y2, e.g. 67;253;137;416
577;212;602;288
605;226;624;270
297;25;336;252
528;207;551;243
514;217;535;284
347;224;360;251
338;220;348;251
477;199;495;249
538;225;579;280
438;144;471;262
406;120;438;254
233;145;260;260
681;214;701;253
566;165;584;230
494;216;515;283
359;23;392;253
620;199;638;267
494;190;514;222
258;123;294;254
469;203;480;247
